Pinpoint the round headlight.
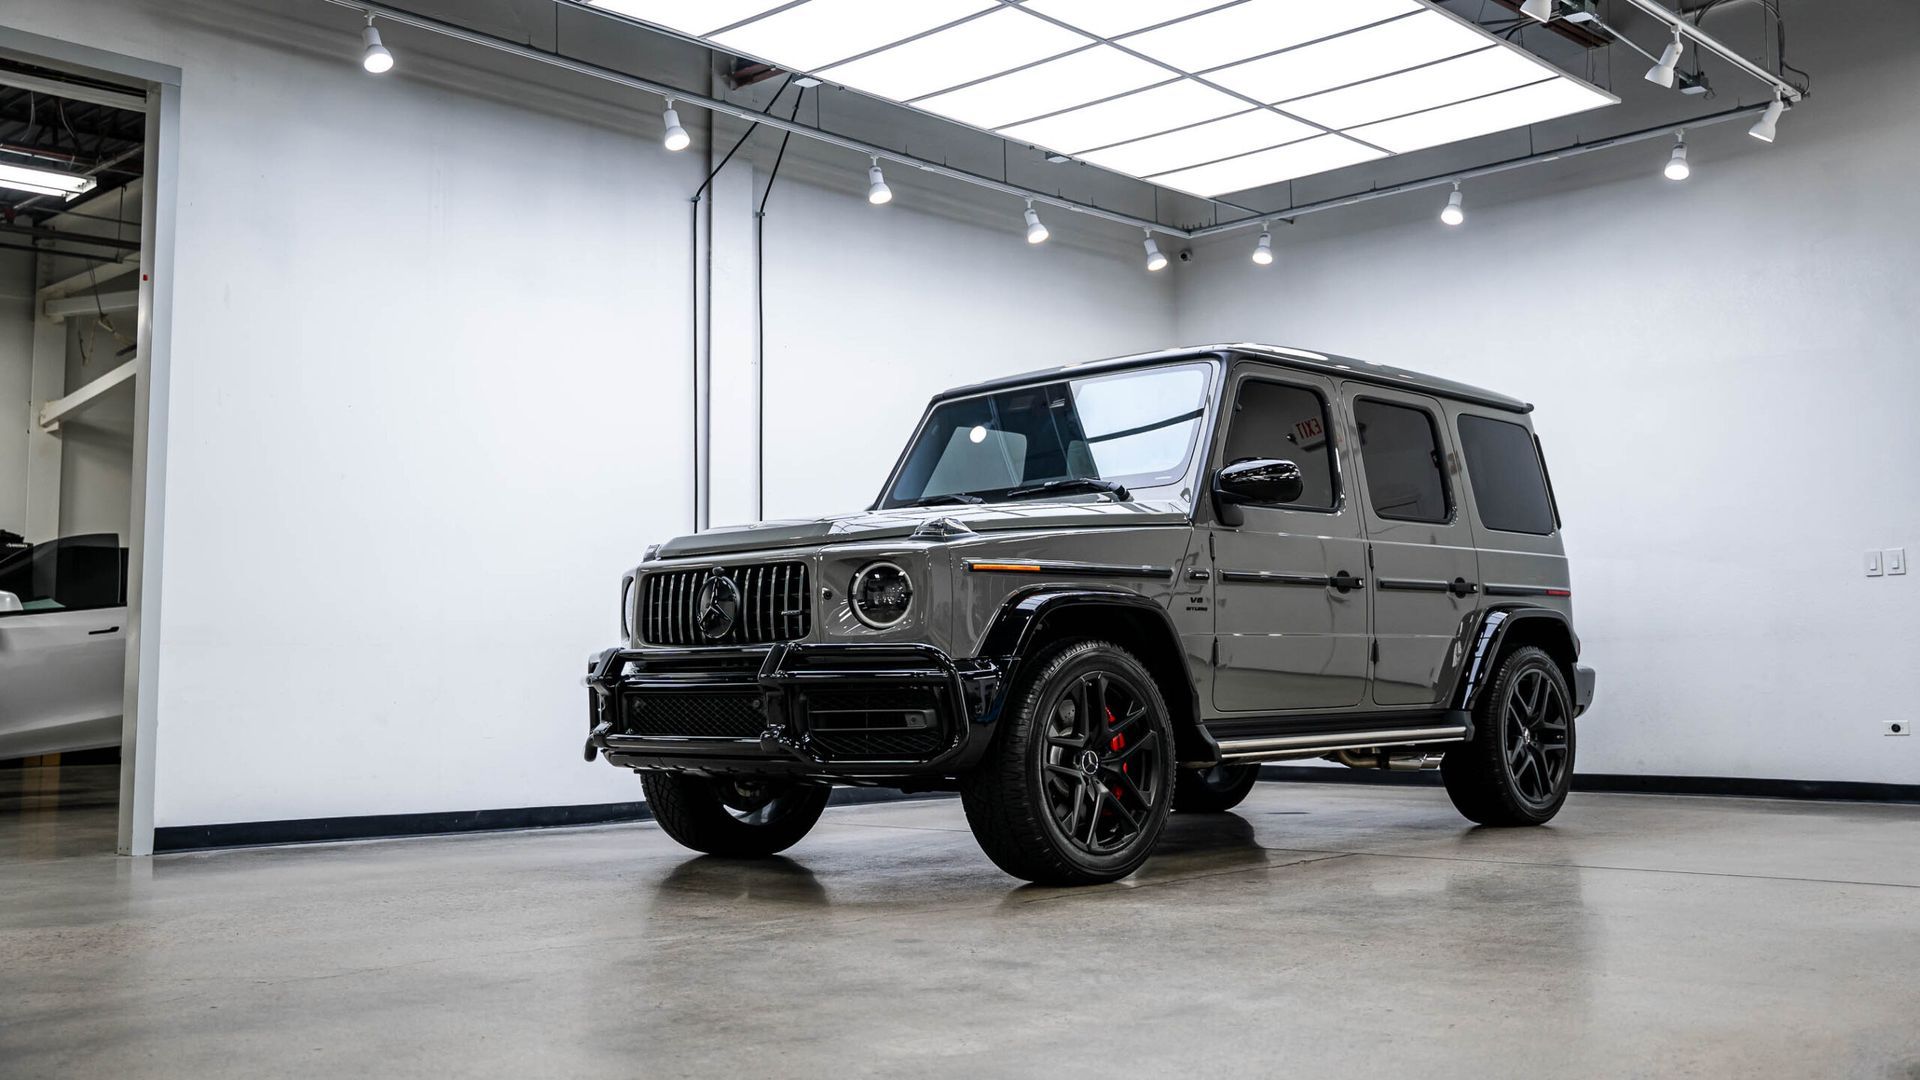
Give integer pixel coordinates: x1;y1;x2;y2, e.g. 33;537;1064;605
850;561;912;629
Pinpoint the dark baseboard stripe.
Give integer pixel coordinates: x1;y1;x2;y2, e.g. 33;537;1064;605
154;788;956;853
1256;766;1920;804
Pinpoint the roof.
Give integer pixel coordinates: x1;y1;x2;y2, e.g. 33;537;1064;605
936;344;1532;415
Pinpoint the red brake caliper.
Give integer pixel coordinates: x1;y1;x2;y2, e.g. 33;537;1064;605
1108;709;1126;798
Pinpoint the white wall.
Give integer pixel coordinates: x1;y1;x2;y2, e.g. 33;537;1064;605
1172;2;1920;785
0;0;1175;829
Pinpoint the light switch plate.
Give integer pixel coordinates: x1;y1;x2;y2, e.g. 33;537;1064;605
1865;550;1884;577
1887;720;1911;736
1887;548;1908;576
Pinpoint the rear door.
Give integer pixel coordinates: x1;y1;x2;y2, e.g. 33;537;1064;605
1340;386;1480;707
1445;402;1571;607
1209;365;1369;713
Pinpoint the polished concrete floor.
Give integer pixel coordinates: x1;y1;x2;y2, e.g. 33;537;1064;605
4;765;1918;1079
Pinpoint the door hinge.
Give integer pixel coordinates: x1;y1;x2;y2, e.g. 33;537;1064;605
1210;638;1219;668
1371;640;1379;665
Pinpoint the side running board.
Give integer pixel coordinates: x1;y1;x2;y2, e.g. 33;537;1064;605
1212;721;1470;765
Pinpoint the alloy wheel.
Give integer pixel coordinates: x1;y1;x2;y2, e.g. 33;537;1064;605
1038;671;1164;855
1503;667;1570;807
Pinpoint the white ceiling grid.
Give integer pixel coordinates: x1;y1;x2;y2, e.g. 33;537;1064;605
590;0;1618;199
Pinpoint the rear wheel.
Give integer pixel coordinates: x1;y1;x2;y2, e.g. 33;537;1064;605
640;772;832;856
961;640;1175;886
1173;763;1260;813
1441;646;1575;826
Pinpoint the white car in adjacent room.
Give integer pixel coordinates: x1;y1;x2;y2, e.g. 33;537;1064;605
0;534;129;760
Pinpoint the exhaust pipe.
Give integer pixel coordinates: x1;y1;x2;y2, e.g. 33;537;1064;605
1329;749;1446;771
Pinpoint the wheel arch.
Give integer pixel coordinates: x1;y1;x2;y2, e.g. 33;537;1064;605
1452;606;1580;715
979;587;1213;763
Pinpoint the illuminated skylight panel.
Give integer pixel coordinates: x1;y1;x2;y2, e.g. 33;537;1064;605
916;46;1169;129
585;0;785;37
1346;77;1615;154
1284;47;1552;130
997;79;1248;155
1020;0;1235;38
1205;11;1489;105
1147;134;1385;197
712;0;996;73
1076;109;1320;177
819;7;1092;102
1118;0;1422;74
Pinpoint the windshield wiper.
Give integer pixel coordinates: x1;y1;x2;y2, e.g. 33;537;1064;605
1003;478;1131;502
908;493;985;507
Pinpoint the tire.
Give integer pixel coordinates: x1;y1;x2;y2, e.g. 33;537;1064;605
960;639;1176;886
1441;645;1576;826
1173;763;1261;813
639;772;832;857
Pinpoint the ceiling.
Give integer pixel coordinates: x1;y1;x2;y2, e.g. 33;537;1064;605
0;62;144;231
589;0;1618;199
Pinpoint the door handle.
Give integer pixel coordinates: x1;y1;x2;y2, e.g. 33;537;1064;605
88;626;120;635
1329;571;1365;594
1448;578;1479;598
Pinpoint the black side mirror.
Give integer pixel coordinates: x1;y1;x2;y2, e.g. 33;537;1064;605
1213;459;1304;525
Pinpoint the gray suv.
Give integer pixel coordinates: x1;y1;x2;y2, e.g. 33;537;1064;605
585;345;1596;885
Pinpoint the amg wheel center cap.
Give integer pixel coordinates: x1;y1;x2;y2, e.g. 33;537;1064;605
695;567;740;640
1077;750;1101;775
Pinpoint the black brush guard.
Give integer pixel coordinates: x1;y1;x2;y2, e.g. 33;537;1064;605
584;642;1006;782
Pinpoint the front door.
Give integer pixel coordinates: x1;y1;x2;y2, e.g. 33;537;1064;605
1210;366;1369;714
1340;385;1480;707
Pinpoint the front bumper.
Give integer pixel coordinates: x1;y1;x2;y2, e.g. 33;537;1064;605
584;642;1007;782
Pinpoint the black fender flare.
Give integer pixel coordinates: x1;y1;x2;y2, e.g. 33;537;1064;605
1449;605;1580;715
976;586;1216;762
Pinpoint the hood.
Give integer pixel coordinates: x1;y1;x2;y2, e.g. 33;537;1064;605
654;499;1192;559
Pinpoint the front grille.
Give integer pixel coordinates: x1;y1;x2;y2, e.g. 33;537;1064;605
640;561;811;647
622;692;766;739
804;688;946;761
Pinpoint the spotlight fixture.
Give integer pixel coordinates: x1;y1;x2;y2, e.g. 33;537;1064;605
1520;0;1554;21
866;157;893;205
661;100;690;152
361;14;394;74
1664;133;1691;181
1440;182;1465;226
1251;228;1274;266
1749;93;1787;143
1023;200;1048;244
1143;231;1168;272
1644;26;1684;89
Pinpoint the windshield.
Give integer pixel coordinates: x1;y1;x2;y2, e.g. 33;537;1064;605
881;362;1213;509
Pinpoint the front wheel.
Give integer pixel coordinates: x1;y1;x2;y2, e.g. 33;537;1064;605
960;640;1176;886
1441;646;1575;826
1173;763;1260;813
640;772;832;856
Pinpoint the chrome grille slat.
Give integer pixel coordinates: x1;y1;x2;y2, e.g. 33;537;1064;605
638;561;811;647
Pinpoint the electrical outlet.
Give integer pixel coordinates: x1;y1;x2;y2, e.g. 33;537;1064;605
1865;550;1884;577
1886;720;1911;737
1887;548;1908;576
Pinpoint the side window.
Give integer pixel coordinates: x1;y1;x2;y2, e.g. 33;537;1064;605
1352;399;1449;523
0;534;125;615
1458;415;1556;535
1221;378;1336;510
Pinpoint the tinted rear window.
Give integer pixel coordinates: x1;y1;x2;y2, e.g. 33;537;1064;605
1457;415;1555;535
1352;399;1449;523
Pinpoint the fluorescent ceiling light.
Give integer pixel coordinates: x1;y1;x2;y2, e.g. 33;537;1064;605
711;0;994;74
917;46;1168;129
1346;77;1613;154
1206;11;1487;105
0;162;98;200
998;79;1246;154
1118;0;1421;74
1078;109;1319;176
1022;0;1235;38
1148;134;1385;197
585;0;786;37
820;8;1090;102
1283;47;1551;130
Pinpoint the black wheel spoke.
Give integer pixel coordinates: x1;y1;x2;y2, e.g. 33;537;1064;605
1109;729;1158;766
